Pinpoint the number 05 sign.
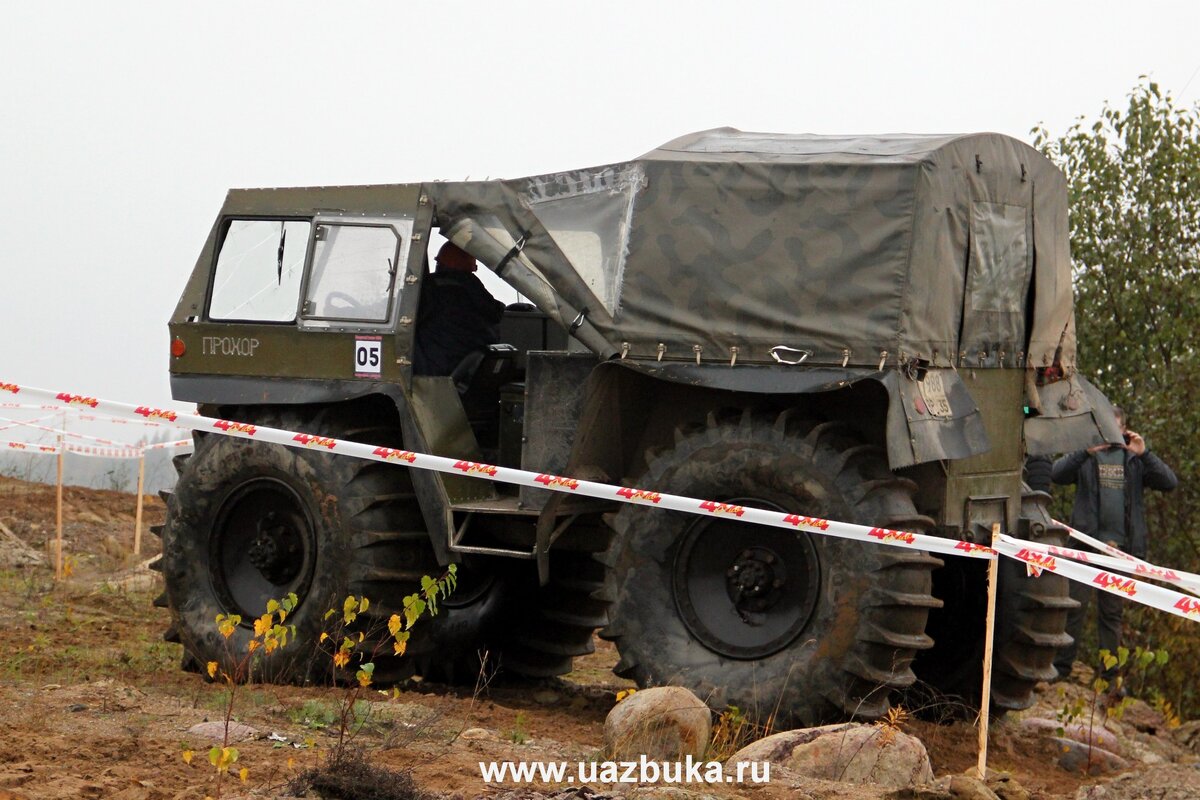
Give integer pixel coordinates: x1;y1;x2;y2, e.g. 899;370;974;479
354;336;382;377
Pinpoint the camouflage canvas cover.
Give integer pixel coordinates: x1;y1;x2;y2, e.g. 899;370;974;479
427;128;1075;373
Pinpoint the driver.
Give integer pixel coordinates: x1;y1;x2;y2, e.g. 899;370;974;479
412;241;505;376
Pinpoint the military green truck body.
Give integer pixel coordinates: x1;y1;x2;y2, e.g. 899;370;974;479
163;129;1118;724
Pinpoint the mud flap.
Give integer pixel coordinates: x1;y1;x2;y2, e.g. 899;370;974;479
1024;374;1122;456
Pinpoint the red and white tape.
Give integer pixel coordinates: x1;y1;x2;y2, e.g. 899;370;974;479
65;443;142;460
7;379;1200;623
997;535;1200;622
144;439;194;452
1;438;193;458
0;380;996;562
3;440;61;455
1010;521;1200;596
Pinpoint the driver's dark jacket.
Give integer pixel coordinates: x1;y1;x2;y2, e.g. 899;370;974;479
412;271;505;376
1051;446;1177;558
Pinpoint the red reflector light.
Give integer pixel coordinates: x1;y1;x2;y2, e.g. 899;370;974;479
171;338;186;358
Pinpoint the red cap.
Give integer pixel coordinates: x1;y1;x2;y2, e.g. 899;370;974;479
436;241;477;272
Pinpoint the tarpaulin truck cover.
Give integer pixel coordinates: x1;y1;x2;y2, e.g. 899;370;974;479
428;128;1075;374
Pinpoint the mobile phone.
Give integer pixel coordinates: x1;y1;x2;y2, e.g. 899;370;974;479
1123;433;1132;444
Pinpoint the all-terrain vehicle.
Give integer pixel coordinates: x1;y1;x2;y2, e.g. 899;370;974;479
160;129;1120;725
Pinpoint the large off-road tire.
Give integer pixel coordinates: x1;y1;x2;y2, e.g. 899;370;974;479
493;516;613;678
158;405;503;684
601;410;942;727
913;486;1074;711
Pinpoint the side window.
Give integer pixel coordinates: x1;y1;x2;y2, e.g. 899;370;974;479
302;224;401;323
209;219;311;322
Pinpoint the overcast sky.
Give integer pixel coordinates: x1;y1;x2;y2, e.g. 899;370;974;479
3;1;1199;422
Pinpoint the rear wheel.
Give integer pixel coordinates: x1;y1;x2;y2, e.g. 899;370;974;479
158;405;503;684
601;411;941;727
913;485;1075;710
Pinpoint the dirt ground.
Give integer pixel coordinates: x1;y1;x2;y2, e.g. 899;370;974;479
2;474;1199;800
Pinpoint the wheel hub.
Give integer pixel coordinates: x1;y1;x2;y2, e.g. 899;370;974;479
673;498;821;660
246;512;305;585
727;547;784;612
211;479;316;620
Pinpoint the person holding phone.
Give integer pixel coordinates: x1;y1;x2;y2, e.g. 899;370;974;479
1050;407;1178;682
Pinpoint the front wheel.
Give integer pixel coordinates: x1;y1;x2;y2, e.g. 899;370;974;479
159;406;503;684
601;411;942;727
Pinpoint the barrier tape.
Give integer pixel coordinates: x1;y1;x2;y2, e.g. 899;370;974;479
0;380;997;562
65;443;143;459
1034;521;1200;596
0;412;60;432
1;439;193;458
996;535;1200;622
5;380;1199;623
0;416;154;448
3;440;61;454
0;403;180;428
144;439;194;452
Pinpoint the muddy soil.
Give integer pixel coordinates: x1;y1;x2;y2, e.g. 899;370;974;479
2;474;1198;800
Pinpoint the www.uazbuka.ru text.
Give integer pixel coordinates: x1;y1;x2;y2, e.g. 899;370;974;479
479;755;770;785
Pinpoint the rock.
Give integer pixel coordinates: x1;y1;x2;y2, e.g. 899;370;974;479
1019;717;1121;752
947;774;998;800
186;721;261;743
604;686;711;761
626;788;722;800
986;771;1030;800
727;723;934;789
458;727;498;741
1115;698;1168;733
532;689;561;706
1051;737;1129;775
1173;719;1200;751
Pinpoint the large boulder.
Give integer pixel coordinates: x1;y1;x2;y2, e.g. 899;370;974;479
1019;717;1121;752
604;687;711;761
727;723;934;789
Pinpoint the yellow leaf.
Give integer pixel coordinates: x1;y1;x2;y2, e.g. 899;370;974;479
182;749;194;765
616;689;637;703
393;640;407;656
334;650;350;668
206;662;218;679
387;614;402;637
239;767;249;783
248;639;260;652
320;632;329;643
287;757;295;770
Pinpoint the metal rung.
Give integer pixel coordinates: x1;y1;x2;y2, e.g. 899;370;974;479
449;510;535;559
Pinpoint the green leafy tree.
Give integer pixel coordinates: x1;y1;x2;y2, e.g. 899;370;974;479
1033;79;1200;716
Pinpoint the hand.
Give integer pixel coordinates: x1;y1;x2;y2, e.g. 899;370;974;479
1125;431;1146;456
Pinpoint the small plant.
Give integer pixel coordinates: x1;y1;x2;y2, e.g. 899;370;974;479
315;566;457;764
507;711;530;745
1055;645;1172;774
708;705;754;761
183;592;298;799
873;704;910;747
288;699;338;730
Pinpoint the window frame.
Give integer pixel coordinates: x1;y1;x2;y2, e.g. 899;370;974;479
205;216;314;325
296;215;414;331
